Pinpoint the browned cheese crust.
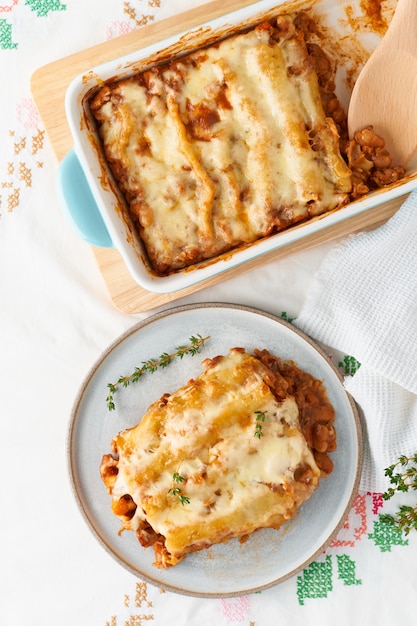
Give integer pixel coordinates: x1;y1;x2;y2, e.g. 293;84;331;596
90;12;404;276
100;348;336;568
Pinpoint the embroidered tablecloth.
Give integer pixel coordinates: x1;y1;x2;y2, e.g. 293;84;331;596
1;2;416;625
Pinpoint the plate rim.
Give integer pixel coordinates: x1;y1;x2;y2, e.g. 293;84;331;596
67;302;363;597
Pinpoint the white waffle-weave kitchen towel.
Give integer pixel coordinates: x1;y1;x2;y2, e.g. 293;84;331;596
295;190;417;493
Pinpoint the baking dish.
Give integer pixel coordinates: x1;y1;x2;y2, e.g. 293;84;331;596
58;0;417;293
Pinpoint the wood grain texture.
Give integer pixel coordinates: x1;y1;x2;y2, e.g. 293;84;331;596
31;0;407;313
91;195;407;313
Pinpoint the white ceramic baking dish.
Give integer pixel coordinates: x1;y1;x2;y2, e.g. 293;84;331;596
58;0;417;293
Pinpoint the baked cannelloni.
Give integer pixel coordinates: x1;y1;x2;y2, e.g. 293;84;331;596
100;348;336;568
90;13;353;275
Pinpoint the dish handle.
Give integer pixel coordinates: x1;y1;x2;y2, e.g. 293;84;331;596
56;149;113;248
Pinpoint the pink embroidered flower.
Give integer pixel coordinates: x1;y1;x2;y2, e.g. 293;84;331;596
105;21;134;41
16;98;40;130
220;596;251;622
0;0;18;14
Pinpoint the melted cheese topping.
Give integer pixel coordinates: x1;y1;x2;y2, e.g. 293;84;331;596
103;349;321;566
91;14;352;275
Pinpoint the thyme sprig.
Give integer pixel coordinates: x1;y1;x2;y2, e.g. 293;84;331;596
168;472;190;505
254;410;267;439
106;333;210;410
381;454;417;535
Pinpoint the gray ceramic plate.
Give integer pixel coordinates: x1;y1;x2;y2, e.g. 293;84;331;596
68;303;362;597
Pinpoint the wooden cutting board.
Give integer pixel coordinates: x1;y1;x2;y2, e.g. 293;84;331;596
31;0;407;314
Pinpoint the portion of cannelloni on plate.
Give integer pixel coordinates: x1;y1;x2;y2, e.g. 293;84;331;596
100;347;336;568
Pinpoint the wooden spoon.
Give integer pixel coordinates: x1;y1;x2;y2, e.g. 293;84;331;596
347;0;417;166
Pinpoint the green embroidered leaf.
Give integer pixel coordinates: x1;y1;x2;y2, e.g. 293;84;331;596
0;19;18;50
369;516;409;550
338;354;361;376
25;0;66;18
296;556;333;606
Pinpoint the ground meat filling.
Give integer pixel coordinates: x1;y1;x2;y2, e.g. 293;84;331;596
253;349;336;475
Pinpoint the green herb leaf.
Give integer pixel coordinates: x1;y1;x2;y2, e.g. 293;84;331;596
172;472;185;484
254;410;267;439
106;333;210;410
280;311;295;323
168;472;190;505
